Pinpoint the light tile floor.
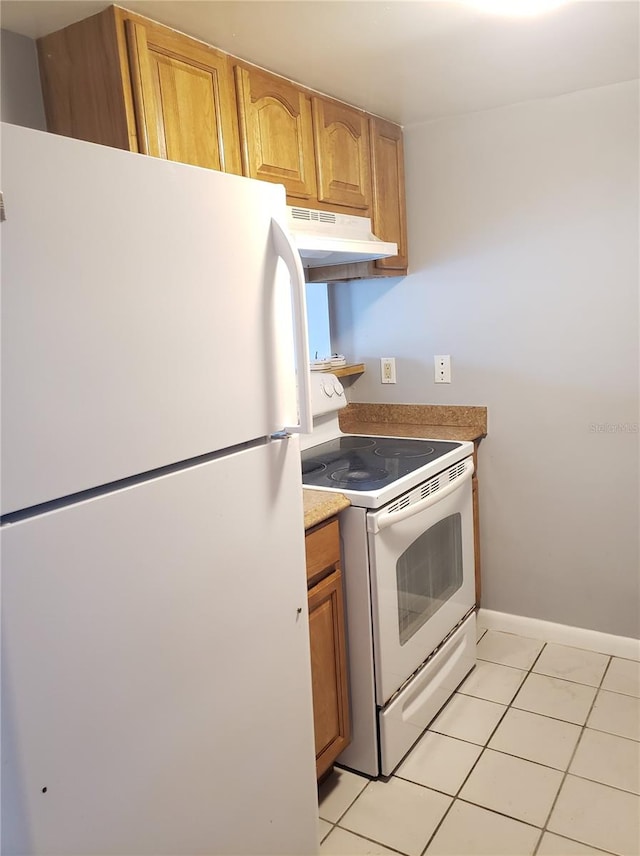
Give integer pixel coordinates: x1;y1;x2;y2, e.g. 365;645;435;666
318;625;640;856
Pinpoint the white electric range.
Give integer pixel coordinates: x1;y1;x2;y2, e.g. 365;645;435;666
301;373;476;777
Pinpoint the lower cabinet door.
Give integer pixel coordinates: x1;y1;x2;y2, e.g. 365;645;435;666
308;568;351;779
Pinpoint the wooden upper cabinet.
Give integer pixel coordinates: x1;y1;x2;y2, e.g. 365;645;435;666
37;6;242;174
37;5;408;276
234;66;317;200
312;98;371;211
306;116;408;282
370;116;408;270
124;19;241;173
37;7;134;151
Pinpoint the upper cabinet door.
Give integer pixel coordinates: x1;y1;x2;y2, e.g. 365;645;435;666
235;66;317;200
370;117;408;270
125;20;242;174
312;98;371;211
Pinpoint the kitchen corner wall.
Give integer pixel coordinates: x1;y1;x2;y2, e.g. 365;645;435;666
0;30;46;130
331;80;640;639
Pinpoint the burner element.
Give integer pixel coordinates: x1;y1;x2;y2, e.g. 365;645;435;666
340;437;376;450
302;459;327;476
330;466;389;487
374;441;436;459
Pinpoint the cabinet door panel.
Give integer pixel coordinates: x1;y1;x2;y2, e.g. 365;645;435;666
370;117;408;270
308;568;350;778
125;20;241;173
312;98;371;211
235;67;317;199
154;56;220;167
125;21;162;157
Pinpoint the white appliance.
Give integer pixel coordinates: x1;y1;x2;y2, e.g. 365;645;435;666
0;123;320;855
287;206;397;267
301;374;476;777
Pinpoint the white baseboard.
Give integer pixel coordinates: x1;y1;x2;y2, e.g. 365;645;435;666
477;609;640;661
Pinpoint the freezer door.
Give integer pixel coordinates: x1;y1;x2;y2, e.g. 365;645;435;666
1;123;308;514
1;440;318;855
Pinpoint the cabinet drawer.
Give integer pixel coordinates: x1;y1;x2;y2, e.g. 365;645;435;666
305;518;340;585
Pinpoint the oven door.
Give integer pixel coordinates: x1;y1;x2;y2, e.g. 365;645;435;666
367;457;475;705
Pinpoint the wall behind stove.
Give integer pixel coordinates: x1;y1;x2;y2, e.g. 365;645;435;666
330;79;640;639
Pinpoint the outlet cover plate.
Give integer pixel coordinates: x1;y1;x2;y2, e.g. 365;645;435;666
381;357;396;384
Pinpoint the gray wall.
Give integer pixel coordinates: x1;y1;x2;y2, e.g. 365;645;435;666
331;80;639;639
1;29;46;129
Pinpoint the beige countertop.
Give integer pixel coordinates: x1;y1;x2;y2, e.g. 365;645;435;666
339;403;487;443
303;489;350;530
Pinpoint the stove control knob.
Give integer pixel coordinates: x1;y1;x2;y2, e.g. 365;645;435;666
333;378;344;396
321;379;334;397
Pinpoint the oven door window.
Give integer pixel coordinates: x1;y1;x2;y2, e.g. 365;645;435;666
396;513;463;646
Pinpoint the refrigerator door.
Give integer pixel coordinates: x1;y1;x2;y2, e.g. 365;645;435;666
1;440;318;855
1;123;308;515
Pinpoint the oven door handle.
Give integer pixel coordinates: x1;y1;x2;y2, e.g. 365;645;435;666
368;458;474;533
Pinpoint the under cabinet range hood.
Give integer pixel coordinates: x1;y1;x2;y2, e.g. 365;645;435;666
287;206;397;268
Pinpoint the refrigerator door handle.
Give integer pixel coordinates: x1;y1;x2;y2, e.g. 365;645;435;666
270;217;312;435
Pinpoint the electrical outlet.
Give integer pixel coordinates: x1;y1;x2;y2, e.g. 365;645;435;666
380;357;396;384
434;355;451;383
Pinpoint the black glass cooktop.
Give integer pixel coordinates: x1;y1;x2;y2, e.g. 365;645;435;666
301;436;462;492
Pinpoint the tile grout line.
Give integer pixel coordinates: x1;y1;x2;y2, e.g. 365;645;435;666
431;638;635;855
420;635;613;855
457;678;640;734
328;821;412;856
473;639;636;855
467;638;638;856
324;774;423;855
319;775;371;824
317;776;372;847
414;634;550;855
530;651;614;856
320;631;637;854
324;626;493;853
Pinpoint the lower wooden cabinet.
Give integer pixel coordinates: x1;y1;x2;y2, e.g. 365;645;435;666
305;517;351;780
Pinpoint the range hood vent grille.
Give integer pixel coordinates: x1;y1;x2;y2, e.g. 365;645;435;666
286;205;397;269
290;207;336;225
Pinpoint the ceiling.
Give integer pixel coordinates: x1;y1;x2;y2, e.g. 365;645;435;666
1;0;638;125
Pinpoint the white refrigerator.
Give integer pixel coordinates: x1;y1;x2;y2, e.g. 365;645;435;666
1;123;319;855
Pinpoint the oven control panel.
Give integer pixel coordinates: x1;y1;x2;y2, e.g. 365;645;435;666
310;372;347;417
